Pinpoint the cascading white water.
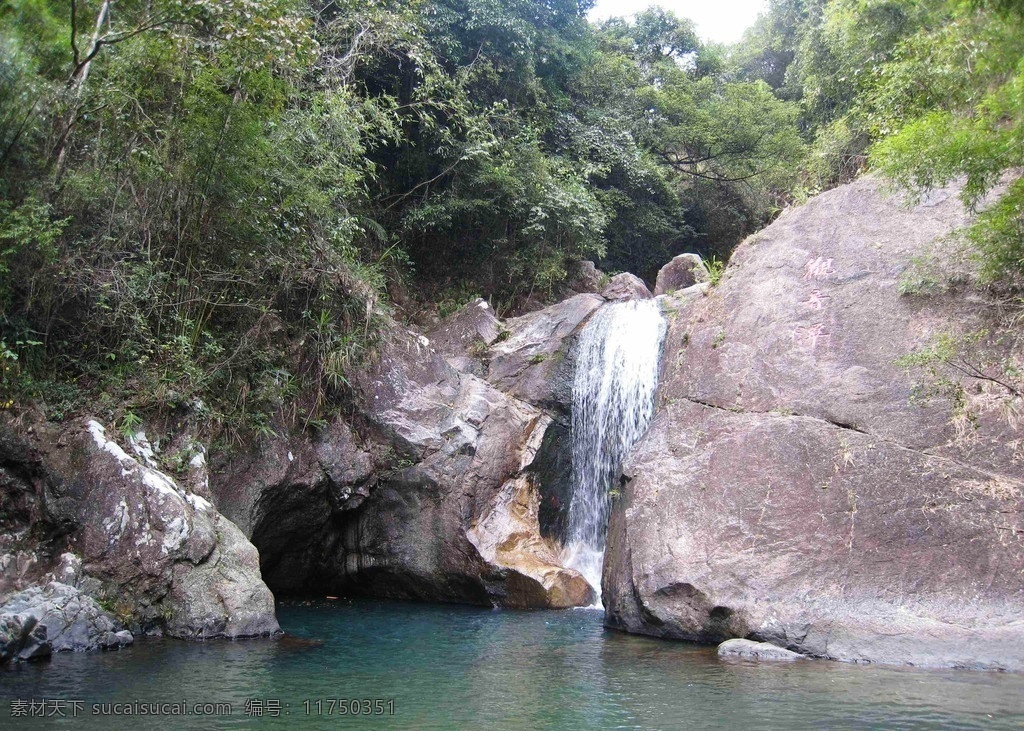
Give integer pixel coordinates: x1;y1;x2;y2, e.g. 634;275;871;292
562;299;667;603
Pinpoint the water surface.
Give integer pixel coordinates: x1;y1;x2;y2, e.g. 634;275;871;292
2;599;1022;729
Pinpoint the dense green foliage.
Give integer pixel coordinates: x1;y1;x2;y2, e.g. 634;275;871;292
1;0;1019;440
0;0;805;436
733;0;1024;284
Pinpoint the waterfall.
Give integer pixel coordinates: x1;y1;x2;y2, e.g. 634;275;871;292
562;299;667;603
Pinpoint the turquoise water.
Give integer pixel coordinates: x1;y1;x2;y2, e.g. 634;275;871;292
2;599;1023;730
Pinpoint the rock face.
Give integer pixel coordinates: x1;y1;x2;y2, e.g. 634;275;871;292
654;253;709;295
488;293;603;409
0;418;279;640
331;327;593;608
1;582;132;661
426;298;504;375
484;293;605;542
211;306;600;609
212;420;377;596
604;176;1024;670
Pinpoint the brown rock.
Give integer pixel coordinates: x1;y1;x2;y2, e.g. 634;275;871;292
466;423;595;608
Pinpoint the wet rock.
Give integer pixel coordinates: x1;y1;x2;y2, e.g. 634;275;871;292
604;176;1024;671
654;253;709;295
526;420;574;541
718;639;804;661
0;581;132;656
601;273;653;301
333;329;586;607
466;422;595;608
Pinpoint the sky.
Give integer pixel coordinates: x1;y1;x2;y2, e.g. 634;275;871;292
587;0;768;45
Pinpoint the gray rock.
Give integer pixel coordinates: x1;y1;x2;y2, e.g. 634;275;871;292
601;273;653;301
426;298;504;374
718;639;804;661
487;293;603;409
211;313;596;610
213;420;377;596
336;329;591;608
654;253;709;295
0;582;132;658
0;420;280;640
566;260;605;294
604;176;1024;671
0;614;50;663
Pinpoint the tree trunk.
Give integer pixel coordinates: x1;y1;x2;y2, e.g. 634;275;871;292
52;0;111;183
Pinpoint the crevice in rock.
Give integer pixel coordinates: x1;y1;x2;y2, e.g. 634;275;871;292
681;396;870;436
679;395;1024;489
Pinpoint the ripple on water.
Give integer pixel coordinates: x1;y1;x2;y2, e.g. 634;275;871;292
1;600;1022;730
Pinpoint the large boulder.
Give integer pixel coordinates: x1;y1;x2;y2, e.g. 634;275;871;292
654;253;709;295
604;176;1024;670
210;317;595;609
0;418;279;639
466;416;596;608
601;273;653;302
565;260;606;294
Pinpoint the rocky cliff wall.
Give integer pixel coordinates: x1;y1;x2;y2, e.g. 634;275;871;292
603;177;1024;670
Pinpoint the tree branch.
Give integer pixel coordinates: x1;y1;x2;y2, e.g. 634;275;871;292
69;0;82;68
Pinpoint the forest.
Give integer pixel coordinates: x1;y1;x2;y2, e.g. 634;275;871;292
1;0;1021;444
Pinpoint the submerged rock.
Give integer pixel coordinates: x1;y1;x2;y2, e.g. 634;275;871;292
604;176;1024;671
718;639;804;662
